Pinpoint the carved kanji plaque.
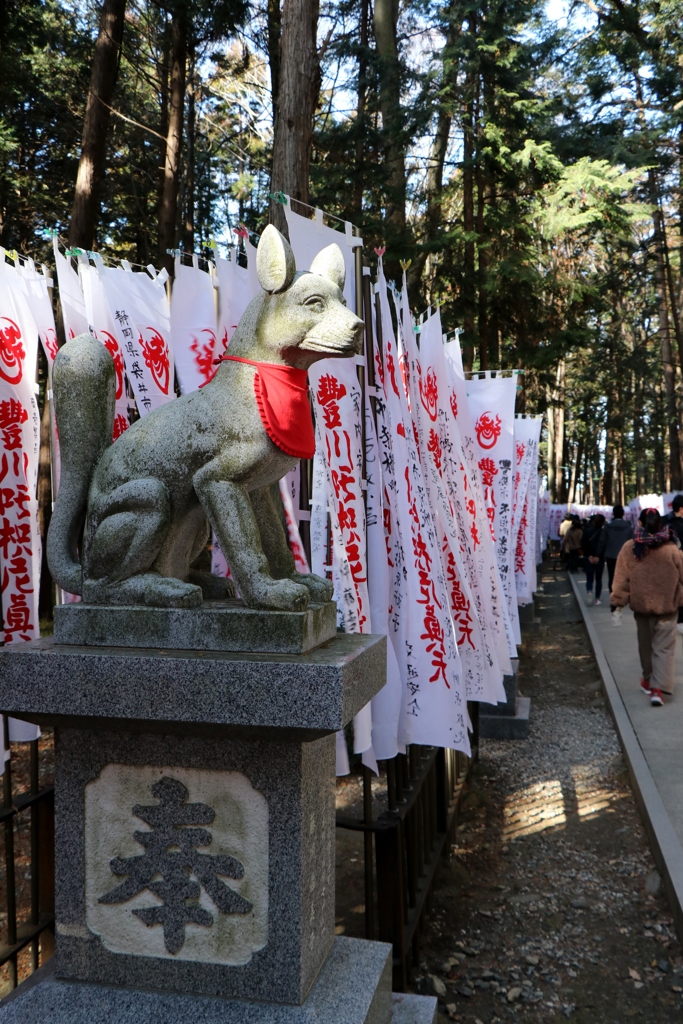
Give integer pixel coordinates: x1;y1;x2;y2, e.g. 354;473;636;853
85;765;268;965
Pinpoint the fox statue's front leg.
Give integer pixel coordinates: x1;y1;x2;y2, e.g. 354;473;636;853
249;483;333;604
195;467;315;611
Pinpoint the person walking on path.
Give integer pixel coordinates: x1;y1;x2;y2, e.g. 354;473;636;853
563;515;583;573
664;495;683;637
611;508;683;707
664;494;683;545
558;513;573;569
582;513;606;605
596;504;633;611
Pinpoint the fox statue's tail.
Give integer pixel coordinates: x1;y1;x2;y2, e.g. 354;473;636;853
46;334;115;596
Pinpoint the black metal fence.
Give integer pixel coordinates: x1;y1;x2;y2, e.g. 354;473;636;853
336;703;479;990
0;723;54;997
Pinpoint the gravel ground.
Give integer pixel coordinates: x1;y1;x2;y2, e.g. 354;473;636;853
414;566;682;1023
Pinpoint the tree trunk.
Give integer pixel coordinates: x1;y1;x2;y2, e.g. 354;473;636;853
461;42;477;373
269;0;320;234
183;49;196;253
476;134;488;371
267;0;282;113
157;9;187;275
353;0;369;221
652;178;683;488
462;12;479;374
567;437;583;506
373;0;406;250
68;0;126;249
408;9;461;292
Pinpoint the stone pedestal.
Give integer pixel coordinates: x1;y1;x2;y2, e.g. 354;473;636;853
479;657;530;740
0;633;435;1023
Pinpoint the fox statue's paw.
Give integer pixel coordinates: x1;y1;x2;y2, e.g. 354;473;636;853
188;570;236;599
290;572;333;604
247;577;310;612
82;573;203;609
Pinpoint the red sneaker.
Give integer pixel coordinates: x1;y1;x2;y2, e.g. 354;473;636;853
640;678;652;696
650;688;664;706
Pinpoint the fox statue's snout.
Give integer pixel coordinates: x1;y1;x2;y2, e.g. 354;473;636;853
47;225;362;612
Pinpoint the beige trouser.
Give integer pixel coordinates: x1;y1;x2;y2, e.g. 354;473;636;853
634;612;678;695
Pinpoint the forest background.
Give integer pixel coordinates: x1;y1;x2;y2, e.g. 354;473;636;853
1;0;683;506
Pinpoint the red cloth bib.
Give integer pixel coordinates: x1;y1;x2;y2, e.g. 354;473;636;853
204;354;315;460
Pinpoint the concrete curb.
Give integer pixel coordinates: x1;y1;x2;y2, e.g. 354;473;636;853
568;571;683;944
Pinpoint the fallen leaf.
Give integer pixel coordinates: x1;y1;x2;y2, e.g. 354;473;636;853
628;968;641;982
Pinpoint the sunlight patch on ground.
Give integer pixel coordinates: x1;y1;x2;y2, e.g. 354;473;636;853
571;763;627;820
503;763;627;842
503;779;567;842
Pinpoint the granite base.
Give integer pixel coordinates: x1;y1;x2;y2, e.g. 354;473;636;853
53;599;338;655
54;726;334;1006
0;937;435;1024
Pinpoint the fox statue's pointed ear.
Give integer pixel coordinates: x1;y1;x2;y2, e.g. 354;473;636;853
310;243;346;291
257;225;297;294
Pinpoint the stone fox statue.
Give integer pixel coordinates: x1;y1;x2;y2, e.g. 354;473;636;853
47;226;363;611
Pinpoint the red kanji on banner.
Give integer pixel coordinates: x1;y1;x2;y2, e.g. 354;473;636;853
478;456;498;497
427;428;442;471
43;328;58;361
112;414;128;440
316;374;347;430
449;391;458;419
516;442;526;465
0;398;28;451
385;350;400;397
4;592;32;639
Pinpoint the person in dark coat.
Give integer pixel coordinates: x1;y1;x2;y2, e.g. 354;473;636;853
595;504;634;610
664;494;683;630
582;513;606;605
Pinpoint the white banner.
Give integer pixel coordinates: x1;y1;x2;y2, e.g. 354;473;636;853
53;240;88;340
377;263;469;753
83;262;132;439
443;341;516;663
100;264;174;416
310;362;369;634
364;302;404;761
0;268;41;646
513;416;542;603
467;373;520;647
215;242;260;357
284;203;361;313
416;310;506;701
171;258;218;393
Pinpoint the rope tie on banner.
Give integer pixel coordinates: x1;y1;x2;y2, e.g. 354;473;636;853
268;191;288;205
374;246;386;258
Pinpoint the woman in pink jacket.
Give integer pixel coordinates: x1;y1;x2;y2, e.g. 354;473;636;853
611;508;683;706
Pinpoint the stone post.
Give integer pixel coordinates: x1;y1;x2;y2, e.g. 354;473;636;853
0;632;436;1024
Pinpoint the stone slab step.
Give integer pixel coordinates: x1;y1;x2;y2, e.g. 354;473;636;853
478;696;531;740
53;598;337;655
391;992;437;1023
0;938;436;1024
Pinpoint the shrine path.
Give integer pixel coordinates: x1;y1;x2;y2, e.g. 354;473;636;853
569;568;683;943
